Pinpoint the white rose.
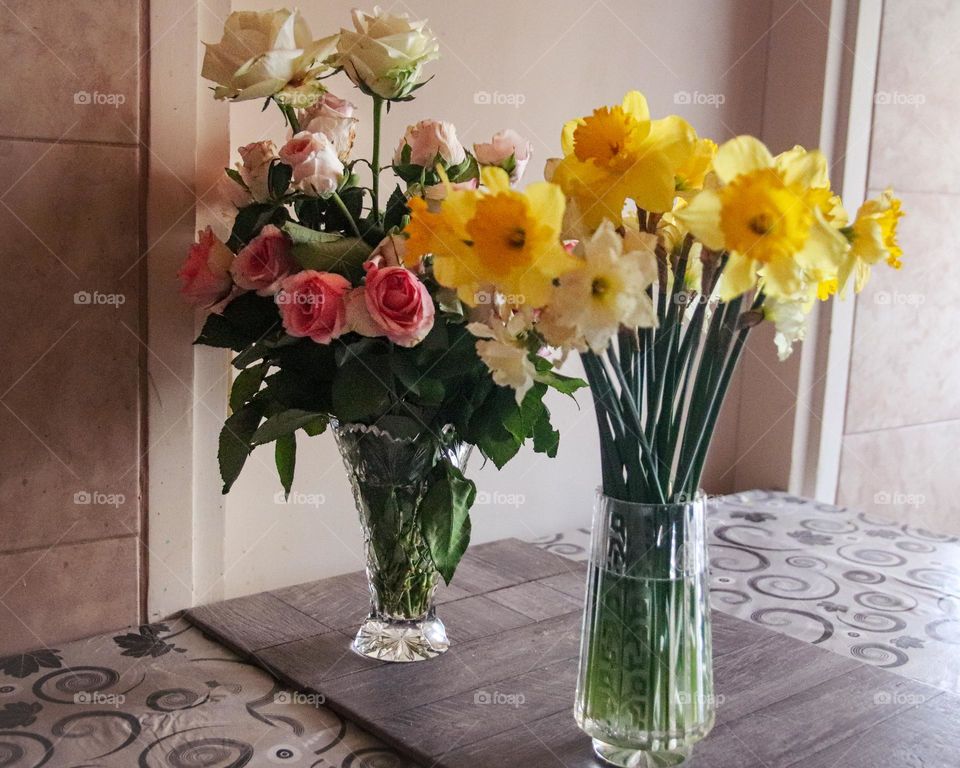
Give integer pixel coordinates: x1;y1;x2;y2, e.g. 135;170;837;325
393;120;466;167
334;7;439;100
280;131;344;197
237;140;277;202
299;92;359;161
474;130;533;183
201;10;336;105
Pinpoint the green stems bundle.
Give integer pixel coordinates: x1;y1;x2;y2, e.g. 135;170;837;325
582;229;764;505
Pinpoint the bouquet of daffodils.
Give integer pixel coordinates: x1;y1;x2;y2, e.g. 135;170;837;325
407;90;904;504
178;8;582;580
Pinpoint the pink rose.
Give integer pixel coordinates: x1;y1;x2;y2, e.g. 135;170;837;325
230;225;295;296
300;92;358;161
277;270;351;344
178;226;234;307
393;119;466;167
358;264;435;347
237;140;277;201
474;129;533;183
279;131;344;196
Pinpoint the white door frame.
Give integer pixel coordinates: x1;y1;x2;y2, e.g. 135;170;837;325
146;0;231;620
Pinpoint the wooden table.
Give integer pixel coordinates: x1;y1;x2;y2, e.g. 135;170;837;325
186;538;960;767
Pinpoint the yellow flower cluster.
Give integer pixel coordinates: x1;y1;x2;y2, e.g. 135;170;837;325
403;90;904;367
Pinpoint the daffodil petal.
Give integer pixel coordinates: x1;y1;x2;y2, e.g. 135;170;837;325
675;190;725;250
621;90;651;122
777;146;829;189
717;254;759;301
713;135;774;184
480;166;511;194
561;118;582;156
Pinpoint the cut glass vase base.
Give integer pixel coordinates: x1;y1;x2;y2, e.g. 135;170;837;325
592;739;691;767
351;615;450;662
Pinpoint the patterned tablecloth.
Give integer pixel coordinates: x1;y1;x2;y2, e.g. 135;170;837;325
2;491;958;766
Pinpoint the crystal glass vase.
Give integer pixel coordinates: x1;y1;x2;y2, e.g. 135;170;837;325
332;421;469;663
575;492;715;767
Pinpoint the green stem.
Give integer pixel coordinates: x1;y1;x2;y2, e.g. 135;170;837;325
371;95;384;223
278;101;301;133
331;191;362;238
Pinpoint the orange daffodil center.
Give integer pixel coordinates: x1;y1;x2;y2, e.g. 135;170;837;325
549;91;697;233
404;167;577;307
677;135;848;301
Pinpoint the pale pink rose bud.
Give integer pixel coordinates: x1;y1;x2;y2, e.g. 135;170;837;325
474;129;533;183
300;92;359;161
230;225;295;296
279;131;344;196
278;131;324;167
393;119;466;167
178;227;234;307
237;140;277;202
277;270;352;344
359;263;435;347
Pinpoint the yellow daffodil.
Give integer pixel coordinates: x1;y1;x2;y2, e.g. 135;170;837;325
548;91;695;232
405;167;577;307
838;189;904;293
676;136;847;301
676;137;717;195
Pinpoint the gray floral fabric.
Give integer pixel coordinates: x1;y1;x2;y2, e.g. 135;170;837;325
3;490;958;766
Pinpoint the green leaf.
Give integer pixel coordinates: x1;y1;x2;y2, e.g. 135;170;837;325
228;203;281;251
252;409;328;445
230;364;267;411
331;355;393;422
268;160;293;200
195;293;281;352
218;401;265;494
532;409;560;457
283;222;373;281
275;432;296;498
535;369;588;396
302;416;328;437
383;185;409;231
225;167;247;189
420;462;475;584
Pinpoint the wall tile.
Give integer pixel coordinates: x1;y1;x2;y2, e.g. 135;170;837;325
845;189;960;433
869;0;960;193
838;421;960;536
0;140;141;551
0;535;139;654
0;1;140;144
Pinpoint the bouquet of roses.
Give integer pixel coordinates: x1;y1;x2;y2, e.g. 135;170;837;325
178;7;583;599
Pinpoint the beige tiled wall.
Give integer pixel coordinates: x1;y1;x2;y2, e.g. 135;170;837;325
837;0;960;534
0;1;144;653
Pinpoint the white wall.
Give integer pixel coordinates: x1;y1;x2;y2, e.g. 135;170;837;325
217;0;775;598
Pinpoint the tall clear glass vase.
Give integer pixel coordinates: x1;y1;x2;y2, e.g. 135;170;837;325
332;421;469;663
575;492;715;767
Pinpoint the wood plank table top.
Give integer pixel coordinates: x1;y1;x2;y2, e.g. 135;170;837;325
186;538;960;767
